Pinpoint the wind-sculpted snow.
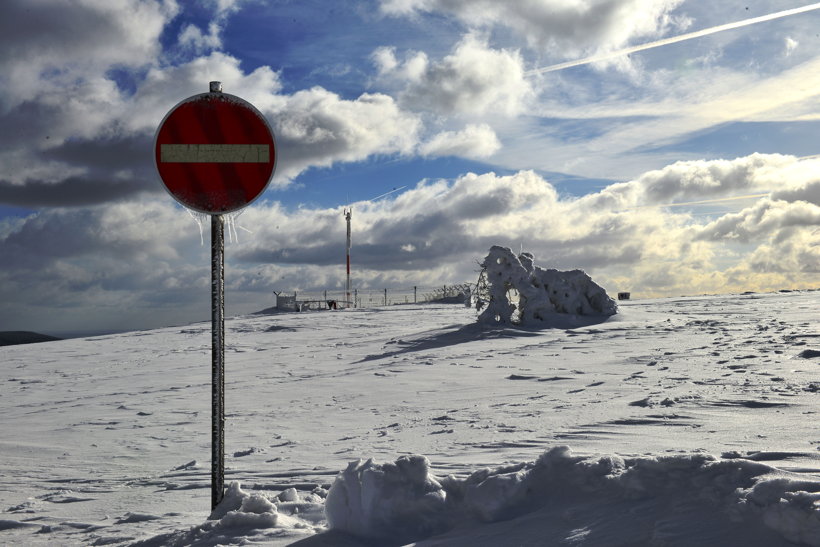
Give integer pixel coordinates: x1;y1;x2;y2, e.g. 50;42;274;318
132;482;322;546
478;245;617;325
323;446;820;546
325;455;449;544
127;446;820;546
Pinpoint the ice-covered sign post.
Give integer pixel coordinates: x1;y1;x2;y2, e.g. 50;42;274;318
154;81;276;510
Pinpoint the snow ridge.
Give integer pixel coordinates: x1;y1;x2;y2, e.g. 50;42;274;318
325;446;820;546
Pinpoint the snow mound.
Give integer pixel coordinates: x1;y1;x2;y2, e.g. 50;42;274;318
208;481;279;526
133;482;321;546
326;446;820;546
477;246;617;325
325;454;450;544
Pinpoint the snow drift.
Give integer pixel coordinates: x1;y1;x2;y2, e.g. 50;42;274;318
325;446;820;546
477;246;617;325
133;482;326;546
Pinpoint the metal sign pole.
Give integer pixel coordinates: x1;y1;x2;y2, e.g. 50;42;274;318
211;213;225;510
344;209;351;307
155;81;275;512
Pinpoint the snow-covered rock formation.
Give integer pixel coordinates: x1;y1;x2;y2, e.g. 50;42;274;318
477;246;617;324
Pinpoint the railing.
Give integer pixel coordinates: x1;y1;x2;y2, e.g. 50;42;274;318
272;284;473;310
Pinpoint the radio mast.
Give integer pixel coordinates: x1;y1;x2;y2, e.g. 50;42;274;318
343;186;405;309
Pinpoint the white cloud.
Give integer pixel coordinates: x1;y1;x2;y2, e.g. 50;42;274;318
0;30;424;200
628;153;800;205
372;46;399;75
129;51;283;133
784;36;799;57
420;124;501;159
4;1;820;331
377;34;533;116
380;0;685;55
3;154;819;331
0;49;284;202
178;22;223;53
176;0;250;54
696;199;820;244
0;1;426;206
0;0;178;111
742;229;819;274
772;179;820;205
268;88;422;183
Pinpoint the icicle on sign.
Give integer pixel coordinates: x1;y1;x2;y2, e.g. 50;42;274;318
154;81;276;214
153;82;276;512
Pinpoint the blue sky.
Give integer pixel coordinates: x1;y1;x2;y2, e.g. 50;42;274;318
1;0;819;335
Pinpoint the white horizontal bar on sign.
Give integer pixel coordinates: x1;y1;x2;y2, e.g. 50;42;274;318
161;144;270;163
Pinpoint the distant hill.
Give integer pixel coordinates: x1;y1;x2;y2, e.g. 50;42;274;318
0;331;62;347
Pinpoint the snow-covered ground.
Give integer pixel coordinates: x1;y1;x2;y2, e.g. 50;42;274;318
1;290;818;546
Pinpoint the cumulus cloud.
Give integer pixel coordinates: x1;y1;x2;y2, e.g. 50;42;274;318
128;51;283;131
208;154;820;297
380;0;685;55
0;0;179;189
695;199;820;244
0;3;426;206
269;88;422;182
3;154;819;332
0;0;176;109
0;199;210;332
376;34;533;116
175;0;249;54
742;229;819;275
1;0;818;332
771;177;820;205
587;153;805;209
420;124;501;158
178;22;224;53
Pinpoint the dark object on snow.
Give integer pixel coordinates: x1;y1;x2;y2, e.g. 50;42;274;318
0;331;62;347
618;292;631;300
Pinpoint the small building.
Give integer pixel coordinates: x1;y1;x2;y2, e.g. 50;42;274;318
617;292;631;301
276;295;298;311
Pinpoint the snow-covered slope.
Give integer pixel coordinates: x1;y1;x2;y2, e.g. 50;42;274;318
0;331;61;347
1;291;818;546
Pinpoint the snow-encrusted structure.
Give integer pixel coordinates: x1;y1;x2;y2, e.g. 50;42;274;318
477;246;617;324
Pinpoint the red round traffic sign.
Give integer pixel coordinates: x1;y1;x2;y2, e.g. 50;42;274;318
154;91;276;214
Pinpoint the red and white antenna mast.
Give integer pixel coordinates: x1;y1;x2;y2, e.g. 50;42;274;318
343;186;405;309
344;207;352;307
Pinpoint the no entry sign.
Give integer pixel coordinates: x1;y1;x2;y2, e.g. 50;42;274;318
154;82;277;511
154;86;276;214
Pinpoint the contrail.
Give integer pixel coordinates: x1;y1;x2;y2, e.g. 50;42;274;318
659;193;769;207
628;193;769;211
525;3;820;76
370;185;407;202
